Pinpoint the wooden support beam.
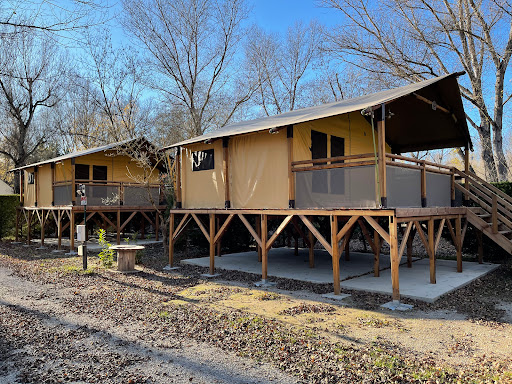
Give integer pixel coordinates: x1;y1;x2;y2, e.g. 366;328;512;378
414;220;429;251
299;215;332;256
364;216;391;245
216;217;221;256
374;228;380;277
287;125;295;208
434;218;446;254
291;217;310;248
174;213;190;239
214;214;235;244
428;218;436;284
336;215;359;242
406;228;415;268
266;215;294;251
398;221;413;263
331;215;341;295
344;227;353;261
389;216;400;301
261;214;268;280
51;163;55;206
446;219;456;245
40;209;45;247
191;213;210;242
358;219;378;255
140;211;155;227
169;212;175;267
461;218;468;245
209;213;215;275
456;216;462;273
223;138;230;208
57;210;62;250
237;214;262;248
98;211;116;230
117;210;121;245
492;195;498;234
120;211;137;232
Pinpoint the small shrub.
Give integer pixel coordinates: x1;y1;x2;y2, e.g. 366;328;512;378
98;229;114;268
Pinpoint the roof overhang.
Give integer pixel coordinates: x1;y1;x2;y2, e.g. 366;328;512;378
162;72;472;153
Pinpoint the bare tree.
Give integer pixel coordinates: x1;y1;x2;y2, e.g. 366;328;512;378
122;0;254;137
320;0;512;181
245;21;321;115
62;29;152;150
0;30;64;190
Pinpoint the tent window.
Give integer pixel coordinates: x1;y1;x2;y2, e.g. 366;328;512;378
75;164;89;180
27;172;34;184
311;130;328;193
192;149;214;171
330;135;345;163
93;165;108;181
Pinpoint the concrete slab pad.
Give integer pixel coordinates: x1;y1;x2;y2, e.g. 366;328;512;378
381;300;414;311
182;248;499;302
182;248;394;284
342;259;500;302
201;273;221;278
322;293;351;301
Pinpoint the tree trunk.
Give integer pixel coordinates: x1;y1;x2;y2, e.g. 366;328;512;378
478;123;498;182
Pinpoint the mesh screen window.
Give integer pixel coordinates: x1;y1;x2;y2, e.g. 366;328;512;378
192;149;214;171
75;164;89;180
93;165;108;180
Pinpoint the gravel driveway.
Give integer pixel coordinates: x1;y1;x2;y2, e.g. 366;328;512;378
0;266;297;384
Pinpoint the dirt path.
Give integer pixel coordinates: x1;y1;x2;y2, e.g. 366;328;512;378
0;266;297;384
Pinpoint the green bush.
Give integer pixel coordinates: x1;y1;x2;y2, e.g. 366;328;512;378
492;181;512;197
0;195;19;240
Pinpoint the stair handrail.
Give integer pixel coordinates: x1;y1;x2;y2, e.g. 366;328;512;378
455;168;512;206
462;175;512;223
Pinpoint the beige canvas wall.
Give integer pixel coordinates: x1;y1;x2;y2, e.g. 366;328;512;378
182;140;225;209
230;130;288;209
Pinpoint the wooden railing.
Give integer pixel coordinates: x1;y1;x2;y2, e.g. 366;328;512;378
291;153;376;172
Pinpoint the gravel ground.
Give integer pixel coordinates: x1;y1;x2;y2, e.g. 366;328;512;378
0;241;511;383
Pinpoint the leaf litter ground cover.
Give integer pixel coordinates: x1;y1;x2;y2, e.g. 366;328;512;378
0;241;511;383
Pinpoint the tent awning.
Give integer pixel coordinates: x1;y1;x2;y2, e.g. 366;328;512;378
162;72;471;153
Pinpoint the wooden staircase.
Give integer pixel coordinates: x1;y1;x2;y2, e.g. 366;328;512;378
455;169;512;254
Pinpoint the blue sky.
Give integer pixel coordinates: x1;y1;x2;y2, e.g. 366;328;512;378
250;0;338;32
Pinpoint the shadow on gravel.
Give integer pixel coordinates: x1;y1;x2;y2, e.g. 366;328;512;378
0;299;291;384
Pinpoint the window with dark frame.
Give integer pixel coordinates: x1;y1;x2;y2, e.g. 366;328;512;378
27;172;34;184
192;149;215;171
93;165;108;181
311;130;328;193
75;164;90;180
330;135;345;194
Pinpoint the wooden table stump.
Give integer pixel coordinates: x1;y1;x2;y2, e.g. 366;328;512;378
110;245;144;273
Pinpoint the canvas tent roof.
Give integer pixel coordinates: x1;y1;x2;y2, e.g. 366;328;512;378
163;72;471;154
11;137;156;171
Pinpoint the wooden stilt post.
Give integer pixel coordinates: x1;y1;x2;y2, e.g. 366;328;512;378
27;211;32;245
331;215;340;295
256;215;262;262
389;215;400;301
57;210;62;250
374;228;380;277
406;228;414;268
428;218;436;283
40;209;45;247
456;216;463;272
261;214;268;281
308;227;314;268
70;211;75;252
476;229;483;264
169;212;175;267
117;210;121;245
209;213;215;275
